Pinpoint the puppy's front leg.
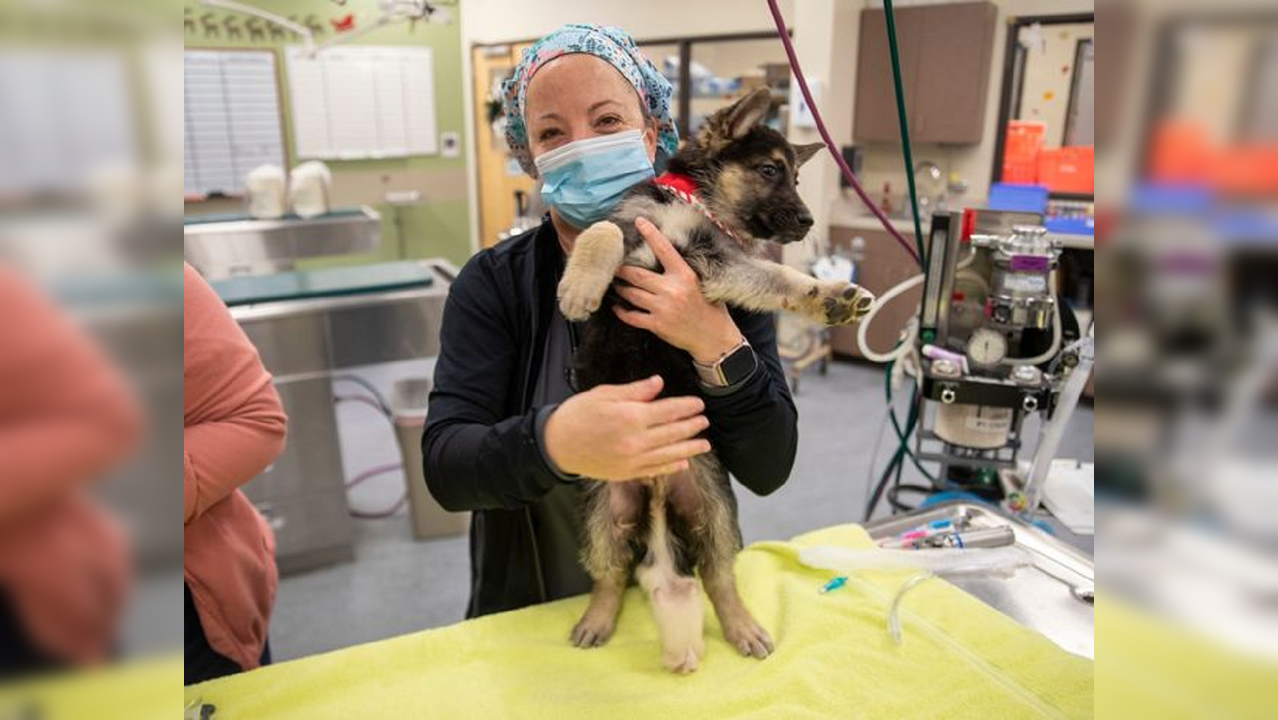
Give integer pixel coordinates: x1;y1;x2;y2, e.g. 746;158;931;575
559;221;625;320
701;258;874;326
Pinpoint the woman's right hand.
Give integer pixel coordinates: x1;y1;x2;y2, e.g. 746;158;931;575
543;375;710;480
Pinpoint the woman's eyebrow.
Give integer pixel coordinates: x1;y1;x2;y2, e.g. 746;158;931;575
587;99;623;114
535;99;623;122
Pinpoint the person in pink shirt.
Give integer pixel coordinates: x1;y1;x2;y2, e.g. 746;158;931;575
183;262;287;684
0;264;141;679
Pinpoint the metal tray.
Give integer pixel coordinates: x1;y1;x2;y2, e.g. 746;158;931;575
865;500;1094;658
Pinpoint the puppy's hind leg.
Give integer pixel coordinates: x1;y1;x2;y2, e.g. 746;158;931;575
573;576;627;648
703;561;773;660
688;456;774;660
573;481;642;648
558;221;625;321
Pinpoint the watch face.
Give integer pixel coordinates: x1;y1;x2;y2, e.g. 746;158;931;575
720;344;757;385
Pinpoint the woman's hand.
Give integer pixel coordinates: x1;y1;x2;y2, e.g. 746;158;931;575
613;217;744;365
543;375;710;480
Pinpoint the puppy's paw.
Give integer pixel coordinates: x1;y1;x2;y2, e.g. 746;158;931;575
557;271;611;321
570;608;617;648
814;282;875;326
558;221;625;321
722;614;774;660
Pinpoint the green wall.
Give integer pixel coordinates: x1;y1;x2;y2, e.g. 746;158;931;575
184;0;472;268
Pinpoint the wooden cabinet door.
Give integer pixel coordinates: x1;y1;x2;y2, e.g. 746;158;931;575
854;2;995;145
472;43;537;248
828;226;922;360
912;2;996;143
854;7;922;143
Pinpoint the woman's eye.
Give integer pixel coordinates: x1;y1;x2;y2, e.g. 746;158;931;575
759;164;778;178
596;115;621;128
537;128;562;142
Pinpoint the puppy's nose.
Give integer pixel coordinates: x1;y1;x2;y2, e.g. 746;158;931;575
797;210;814;228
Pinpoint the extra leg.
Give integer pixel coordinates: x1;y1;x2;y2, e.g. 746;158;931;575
635;474;705;673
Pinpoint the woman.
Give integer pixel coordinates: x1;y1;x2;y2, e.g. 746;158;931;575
183;262;287;684
0;265;140;678
424;24;798;618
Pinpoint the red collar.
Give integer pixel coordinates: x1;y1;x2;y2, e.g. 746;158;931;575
652;172;742;242
653;171;700;197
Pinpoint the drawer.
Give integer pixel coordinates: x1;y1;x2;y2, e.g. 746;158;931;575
252;492;354;575
242;376;346;503
829;226;923;359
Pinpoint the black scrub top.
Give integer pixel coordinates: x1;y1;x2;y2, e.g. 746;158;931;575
528;302;593;600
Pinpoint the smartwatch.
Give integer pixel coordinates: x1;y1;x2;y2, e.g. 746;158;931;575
693;337;756;387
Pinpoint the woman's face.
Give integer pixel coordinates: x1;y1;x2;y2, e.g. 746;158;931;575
524;54;658;167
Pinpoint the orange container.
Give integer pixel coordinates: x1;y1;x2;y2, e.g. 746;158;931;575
1002;160;1039;184
1002;121;1046;184
1004;121;1046;162
1038;146;1094;194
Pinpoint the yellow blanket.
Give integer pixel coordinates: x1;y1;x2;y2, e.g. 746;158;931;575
183;524;1091;718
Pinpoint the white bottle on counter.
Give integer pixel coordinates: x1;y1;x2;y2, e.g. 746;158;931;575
289;161;332;219
245;164;287;219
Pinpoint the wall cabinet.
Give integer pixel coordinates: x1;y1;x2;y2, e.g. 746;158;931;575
854;2;997;145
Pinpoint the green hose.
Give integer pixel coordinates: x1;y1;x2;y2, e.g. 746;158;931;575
884;361;937;484
881;1;934;497
882;0;927;263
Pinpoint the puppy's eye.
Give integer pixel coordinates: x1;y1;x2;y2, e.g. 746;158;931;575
759;164;779;178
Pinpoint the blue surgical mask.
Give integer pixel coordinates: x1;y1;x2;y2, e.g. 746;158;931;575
534;129;654;229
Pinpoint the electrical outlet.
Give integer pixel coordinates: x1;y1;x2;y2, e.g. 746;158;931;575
440;131;460;158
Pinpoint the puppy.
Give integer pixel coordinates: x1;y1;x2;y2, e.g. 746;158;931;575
558;87;874;673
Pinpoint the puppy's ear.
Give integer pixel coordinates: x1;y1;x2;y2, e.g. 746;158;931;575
700;87;773;150
793;142;825;167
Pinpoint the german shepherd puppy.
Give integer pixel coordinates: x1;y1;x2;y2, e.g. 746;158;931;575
557;87;874;673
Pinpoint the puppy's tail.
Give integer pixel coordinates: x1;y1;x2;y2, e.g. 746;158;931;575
636;477;704;673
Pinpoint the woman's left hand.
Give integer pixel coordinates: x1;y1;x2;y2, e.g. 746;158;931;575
613;216;744;365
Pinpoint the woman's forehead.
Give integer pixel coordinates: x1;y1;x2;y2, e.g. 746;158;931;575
525;54;642;120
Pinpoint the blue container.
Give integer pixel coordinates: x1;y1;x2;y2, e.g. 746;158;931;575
988;183;1050;214
1045;216;1094;236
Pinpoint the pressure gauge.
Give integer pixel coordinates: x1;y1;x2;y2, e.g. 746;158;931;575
966;328;1008;369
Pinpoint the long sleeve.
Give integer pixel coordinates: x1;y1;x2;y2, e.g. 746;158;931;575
183;263;287;525
0;266;142;528
701;308;799;496
422;254;563;512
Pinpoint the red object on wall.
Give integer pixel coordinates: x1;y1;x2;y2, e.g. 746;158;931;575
960;207;977;243
332;14;355;32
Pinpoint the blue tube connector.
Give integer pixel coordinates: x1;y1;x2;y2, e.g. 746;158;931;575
819;576;849;594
